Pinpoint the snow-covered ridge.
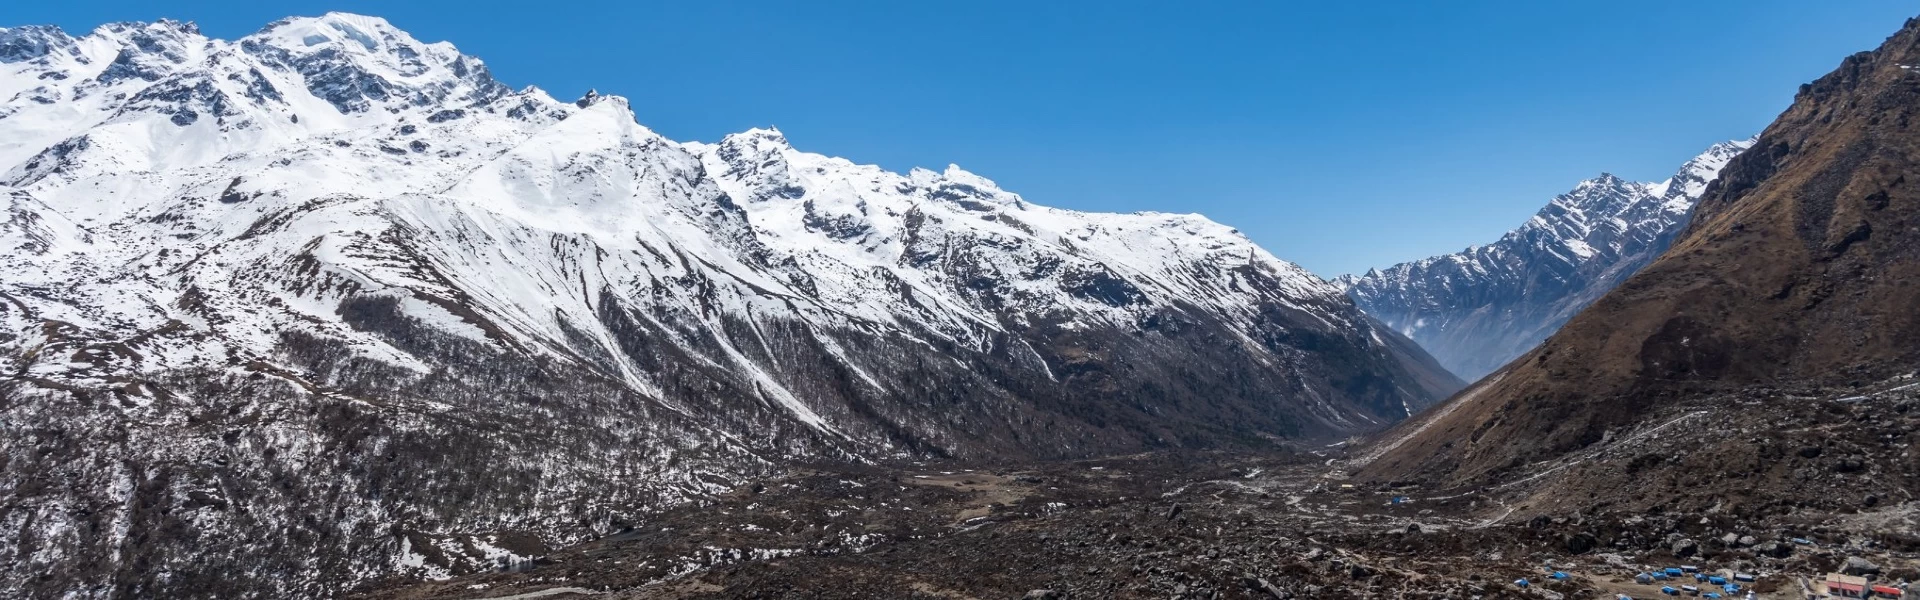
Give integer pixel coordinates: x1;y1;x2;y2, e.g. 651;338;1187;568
2;14;1461;596
0;12;1347;360
1336;139;1754;381
0;11;1396;405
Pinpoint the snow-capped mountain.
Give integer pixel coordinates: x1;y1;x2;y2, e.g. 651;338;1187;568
0;14;1458;598
1336;139;1752;381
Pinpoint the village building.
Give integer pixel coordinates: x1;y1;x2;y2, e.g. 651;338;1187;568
1825;573;1869;599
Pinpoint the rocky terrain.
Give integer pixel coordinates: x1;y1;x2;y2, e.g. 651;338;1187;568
365;378;1919;599
1338;140;1751;381
0;13;1458;599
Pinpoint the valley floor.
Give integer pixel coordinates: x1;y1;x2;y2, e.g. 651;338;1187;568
364;379;1920;600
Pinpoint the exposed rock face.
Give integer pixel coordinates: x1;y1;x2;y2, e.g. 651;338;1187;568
1338;140;1751;381
1843;556;1882;576
0;13;1458;598
1360;15;1920;488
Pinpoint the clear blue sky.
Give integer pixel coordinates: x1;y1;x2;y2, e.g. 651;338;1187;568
10;2;1916;276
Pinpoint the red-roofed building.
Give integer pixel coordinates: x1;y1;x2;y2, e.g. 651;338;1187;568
1827;573;1869;598
1870;585;1904;599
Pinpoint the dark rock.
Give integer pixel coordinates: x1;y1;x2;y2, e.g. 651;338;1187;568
1672;538;1699;558
1565;532;1599;554
1755;541;1792;558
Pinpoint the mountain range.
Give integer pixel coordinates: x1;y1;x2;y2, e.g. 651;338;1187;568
1360;14;1920;496
1338;139;1752;381
0;14;1459;597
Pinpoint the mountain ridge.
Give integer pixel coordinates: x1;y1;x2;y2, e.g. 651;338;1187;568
1357;14;1920;490
1337;138;1752;380
0;13;1457;597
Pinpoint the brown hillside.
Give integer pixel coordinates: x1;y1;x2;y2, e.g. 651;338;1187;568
1361;15;1920;486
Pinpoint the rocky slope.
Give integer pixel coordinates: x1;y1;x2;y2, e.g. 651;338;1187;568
1338;140;1752;381
1358;15;1920;490
0;14;1458;598
372;407;1920;599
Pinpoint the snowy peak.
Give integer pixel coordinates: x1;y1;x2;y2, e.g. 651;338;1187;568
708;127;805;203
250;12;411;54
240;12;510;114
1513;140;1756;265
0;25;80;63
0;14;1462;597
923;163;1025;208
723;125;790;147
1342;139;1753;380
1650;137;1755;201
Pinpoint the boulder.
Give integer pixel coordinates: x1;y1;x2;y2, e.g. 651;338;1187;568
1672;538;1699;558
1842;556;1881;576
1755;541;1792;558
1566;532;1599;554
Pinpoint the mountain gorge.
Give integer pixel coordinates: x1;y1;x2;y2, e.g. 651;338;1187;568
1339;139;1752;381
0;14;1459;598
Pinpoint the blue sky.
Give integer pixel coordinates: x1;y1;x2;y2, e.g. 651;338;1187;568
9;2;1916;276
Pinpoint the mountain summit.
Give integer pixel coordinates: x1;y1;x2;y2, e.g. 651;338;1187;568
0;14;1457;597
1338;139;1752;381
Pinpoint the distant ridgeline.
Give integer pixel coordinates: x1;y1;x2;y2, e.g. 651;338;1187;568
1338;139;1752;382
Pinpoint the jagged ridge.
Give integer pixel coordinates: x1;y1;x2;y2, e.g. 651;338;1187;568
1338;139;1752;381
0;13;1459;598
